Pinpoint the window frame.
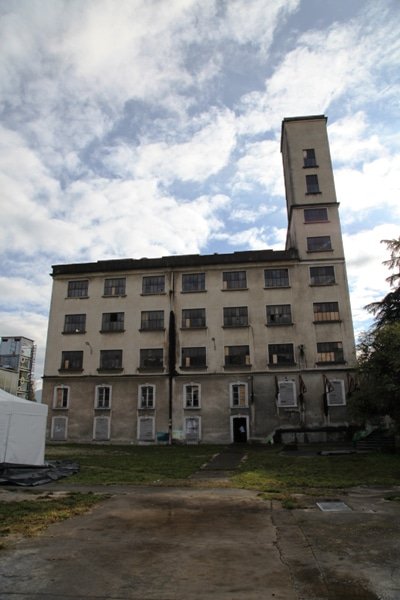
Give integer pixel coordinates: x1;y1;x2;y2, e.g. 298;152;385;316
60;351;83;371
140;348;164;370
327;379;346;406
182;308;206;329
138;384;156;409
103;277;126;297
184;416;201;443
304;207;328;223
223;306;248;327
140;310;165;331
224;345;251;367
137;416;155;442
182;272;206;293
53;385;70;409
268;343;295;366
277;380;297;408
230;382;248;408
99;349;123;371
307;236;332;252
93;416;111;441
181;347;207;369
305;174;320;194
316;342;344;364
313;302;340;323
303;148;317;168
63;314;86;334
101;312;125;333
222;271;247;290
95;385;112;410
266;304;292;326
264;268;289;288
183;383;201;409
310;266;336;286
67;279;89;298
142;275;165;295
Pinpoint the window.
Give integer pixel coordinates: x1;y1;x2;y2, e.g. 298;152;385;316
60;351;83;371
95;385;112;409
307;236;332;252
264;268;289;288
53;386;69;409
182;272;205;292
277;380;297;407
317;342;344;363
67;280;88;298
140;348;163;369
139;384;155;409
63;314;86;334
181;347;206;368
230;382;248;407
313;302;340;322
224;346;250;367
138;416;155;441
303;148;317;167
327;379;346;406
101;312;124;332
223;306;248;327
306;174;320;194
268;344;295;366
99;349;123;370
184;384;200;408
310;266;335;285
141;310;164;330
182;308;206;328
304;207;328;222
93;416;110;441
184;416;201;442
51;416;68;441
266;305;292;326
142;275;165;295
104;277;126;296
223;271;247;290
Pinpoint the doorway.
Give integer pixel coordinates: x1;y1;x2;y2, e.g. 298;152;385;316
233;417;248;443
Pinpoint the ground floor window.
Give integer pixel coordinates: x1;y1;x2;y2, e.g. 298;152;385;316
230;382;248;407
139;384;155;409
184;383;201;408
277;380;297;407
95;385;112;409
327;379;346;406
51;416;68;441
53;386;69;409
184;416;201;442
93;416;110;440
138;416;155;441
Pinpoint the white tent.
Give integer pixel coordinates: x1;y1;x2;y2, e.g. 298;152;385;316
0;388;48;466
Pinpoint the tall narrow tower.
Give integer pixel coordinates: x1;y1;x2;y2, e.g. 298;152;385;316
281;115;345;261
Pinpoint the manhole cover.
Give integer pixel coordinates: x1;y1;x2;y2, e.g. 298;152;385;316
316;501;351;512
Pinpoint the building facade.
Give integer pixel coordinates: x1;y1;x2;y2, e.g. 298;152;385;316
42;115;356;444
0;336;36;399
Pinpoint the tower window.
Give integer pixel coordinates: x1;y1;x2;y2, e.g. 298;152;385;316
306;174;320;194
303;148;317;167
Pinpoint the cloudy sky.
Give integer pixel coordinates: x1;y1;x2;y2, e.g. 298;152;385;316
1;0;400;388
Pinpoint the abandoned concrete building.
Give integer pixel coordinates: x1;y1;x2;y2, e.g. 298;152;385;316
42;115;356;444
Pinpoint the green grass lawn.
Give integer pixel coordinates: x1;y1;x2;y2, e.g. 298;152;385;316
45;443;220;484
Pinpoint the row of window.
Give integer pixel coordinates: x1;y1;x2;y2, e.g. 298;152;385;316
66;264;337;298
50;415;202;442
53;378;346;412
63;301;340;334
60;341;345;372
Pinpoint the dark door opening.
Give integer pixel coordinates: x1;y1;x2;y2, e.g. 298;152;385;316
233;417;247;443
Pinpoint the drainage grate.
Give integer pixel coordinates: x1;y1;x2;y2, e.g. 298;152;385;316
316;501;352;512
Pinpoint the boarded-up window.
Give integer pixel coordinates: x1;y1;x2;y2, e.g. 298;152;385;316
138;417;155;441
277;381;297;407
51;416;68;441
185;417;201;442
93;416;110;440
327;380;346;406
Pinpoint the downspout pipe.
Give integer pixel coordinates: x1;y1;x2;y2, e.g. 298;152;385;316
168;310;177;445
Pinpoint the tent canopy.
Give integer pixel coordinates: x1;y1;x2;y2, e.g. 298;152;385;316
0;388;48;466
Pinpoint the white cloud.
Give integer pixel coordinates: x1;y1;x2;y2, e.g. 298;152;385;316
232;139;284;196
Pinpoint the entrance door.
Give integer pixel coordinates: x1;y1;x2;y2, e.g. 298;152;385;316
233;417;247;443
